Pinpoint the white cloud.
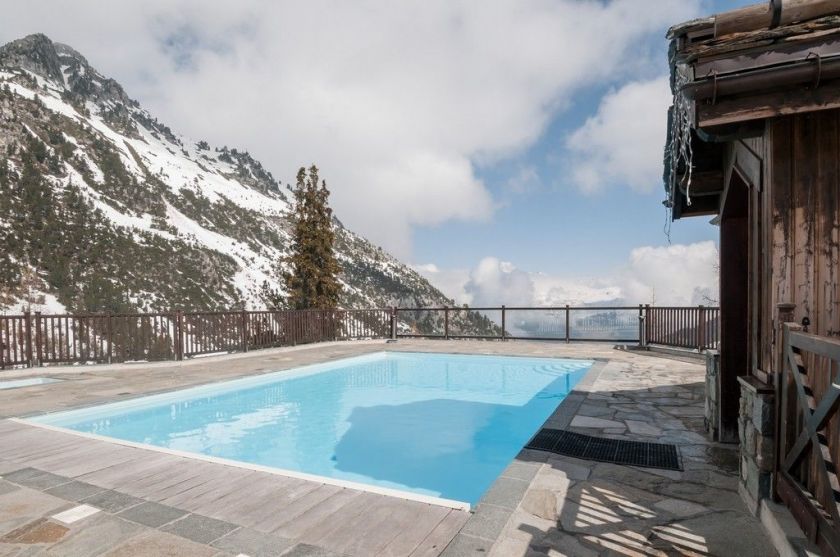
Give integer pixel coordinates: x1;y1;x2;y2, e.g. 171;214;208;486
416;241;719;307
0;1;699;257
464;257;535;307
618;241;719;306
567;76;672;194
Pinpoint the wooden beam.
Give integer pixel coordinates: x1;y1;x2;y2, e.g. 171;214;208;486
715;2;772;38
715;0;840;38
677;170;725;196
698;80;840;128
675;194;721;219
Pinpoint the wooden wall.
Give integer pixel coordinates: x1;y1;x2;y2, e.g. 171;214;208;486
770;110;840;360
769;110;840;533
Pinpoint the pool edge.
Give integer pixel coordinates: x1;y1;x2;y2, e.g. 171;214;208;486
9;416;472;512
439;357;610;554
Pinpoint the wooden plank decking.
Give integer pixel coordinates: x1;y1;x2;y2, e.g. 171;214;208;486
0;419;470;556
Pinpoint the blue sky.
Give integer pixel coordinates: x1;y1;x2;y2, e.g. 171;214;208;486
414;0;741;279
3;0;746;305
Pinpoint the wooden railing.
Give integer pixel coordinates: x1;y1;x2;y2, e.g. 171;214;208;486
1;305;717;369
777;324;840;556
645;305;720;350
0;309;391;368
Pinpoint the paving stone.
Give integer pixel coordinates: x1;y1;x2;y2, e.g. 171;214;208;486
543;457;591;481
439;533;493;557
45;480;106;502
211;527;295;557
625;420;662;436
534;528;600;557
0;488;68;537
653;498;709;518
52;504;100;525
101;530;218;557
0;468;41;483
117;501;187;528
569;416;625;429
82;491;144;514
487;536;529;557
519;488;558;521
280;543;350;556
478;477;530;510
0;518;69;544
0;481;19;497
650;510;776;557
460;504;511;541
500;460;541;482
160;513;238;544
3;469;70;491
41;514;143;557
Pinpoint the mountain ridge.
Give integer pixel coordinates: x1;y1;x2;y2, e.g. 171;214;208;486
0;33;464;320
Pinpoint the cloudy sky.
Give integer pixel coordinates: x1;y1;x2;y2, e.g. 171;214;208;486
2;0;742;306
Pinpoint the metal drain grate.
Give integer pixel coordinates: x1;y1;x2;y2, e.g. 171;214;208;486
526;428;682;471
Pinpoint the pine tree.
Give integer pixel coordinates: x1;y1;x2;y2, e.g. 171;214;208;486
283;165;342;309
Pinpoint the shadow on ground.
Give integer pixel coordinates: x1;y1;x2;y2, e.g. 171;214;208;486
488;381;777;557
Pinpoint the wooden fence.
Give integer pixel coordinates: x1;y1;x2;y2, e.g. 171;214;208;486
1;305;718;369
644;305;720;350
0;309;391;368
777;323;840;556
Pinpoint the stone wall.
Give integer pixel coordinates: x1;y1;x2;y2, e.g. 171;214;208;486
704;350;720;440
737;376;775;515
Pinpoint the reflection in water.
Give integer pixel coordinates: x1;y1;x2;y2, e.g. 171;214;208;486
50;352;592;504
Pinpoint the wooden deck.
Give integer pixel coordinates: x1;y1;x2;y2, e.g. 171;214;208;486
0;419;469;556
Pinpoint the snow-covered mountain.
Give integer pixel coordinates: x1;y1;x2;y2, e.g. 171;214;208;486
0;34;465;316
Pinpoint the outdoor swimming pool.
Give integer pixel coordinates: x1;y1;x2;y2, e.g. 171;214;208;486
27;352;592;507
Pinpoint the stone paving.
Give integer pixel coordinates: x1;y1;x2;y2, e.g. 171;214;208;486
481;355;777;557
0;340;779;556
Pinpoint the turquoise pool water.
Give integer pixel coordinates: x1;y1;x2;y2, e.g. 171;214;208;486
30;352;591;505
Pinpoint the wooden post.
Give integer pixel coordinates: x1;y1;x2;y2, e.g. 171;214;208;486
241;310;248;352
34;311;42;366
638;305;645;348
390;306;397;340
175;311;184;361
501;305;506;341
565;305;570;344
24;310;33;368
106;314;113;364
444;306;450;340
698;305;706;351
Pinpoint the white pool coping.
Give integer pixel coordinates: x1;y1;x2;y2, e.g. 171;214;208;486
0;377;62;390
12;417;472;511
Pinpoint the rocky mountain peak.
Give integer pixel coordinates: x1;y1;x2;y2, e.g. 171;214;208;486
0;33;65;84
0;33;136;111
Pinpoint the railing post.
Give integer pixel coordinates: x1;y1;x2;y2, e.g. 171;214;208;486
644;304;651;345
444;306;450;340
24;310;33;368
638;304;646;348
106;313;113;364
565;305;570;344
390;306;397;340
241;310;248;352
34;311;43;366
175;310;184;361
697;305;706;351
501;305;506;341
35;311;44;367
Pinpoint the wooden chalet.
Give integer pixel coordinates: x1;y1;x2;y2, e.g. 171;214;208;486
666;0;840;553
